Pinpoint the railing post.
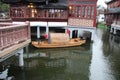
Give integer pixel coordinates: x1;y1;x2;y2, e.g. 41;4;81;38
0;22;31;50
25;21;31;39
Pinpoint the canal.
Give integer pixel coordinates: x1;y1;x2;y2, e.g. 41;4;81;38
0;28;120;80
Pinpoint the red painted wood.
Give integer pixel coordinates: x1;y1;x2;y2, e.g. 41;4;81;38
105;0;120;27
0;22;30;50
68;0;97;27
93;3;97;27
10;7;68;21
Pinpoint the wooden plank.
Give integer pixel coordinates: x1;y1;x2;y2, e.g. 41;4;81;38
0;39;31;58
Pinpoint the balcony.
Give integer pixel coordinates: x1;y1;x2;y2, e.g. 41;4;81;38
0;22;31;50
9;7;68;22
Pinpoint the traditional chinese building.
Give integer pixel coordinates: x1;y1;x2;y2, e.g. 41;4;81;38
2;0;97;40
105;0;120;35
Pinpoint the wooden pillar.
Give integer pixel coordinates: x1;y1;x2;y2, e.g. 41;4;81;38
46;9;49;18
91;30;95;41
24;7;27;18
45;22;49;39
46;26;49;35
37;26;40;39
9;29;12;45
113;28;116;35
110;27;113;33
3;30;6;47
18;49;24;67
0;31;2;50
93;1;97;27
26;21;30;39
77;30;80;38
69;29;73;38
119;0;120;6
11;29;14;44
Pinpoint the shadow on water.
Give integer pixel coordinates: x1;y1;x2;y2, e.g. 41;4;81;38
1;28;120;80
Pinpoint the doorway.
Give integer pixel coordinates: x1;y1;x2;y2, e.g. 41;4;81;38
72;30;78;38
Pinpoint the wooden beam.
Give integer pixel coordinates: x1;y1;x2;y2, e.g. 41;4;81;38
93;2;97;27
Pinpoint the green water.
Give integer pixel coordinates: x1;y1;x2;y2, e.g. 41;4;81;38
1;28;120;80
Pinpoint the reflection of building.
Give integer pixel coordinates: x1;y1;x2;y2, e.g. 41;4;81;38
23;45;91;68
105;0;120;35
0;45;92;80
97;7;105;23
2;0;97;40
23;52;67;68
109;35;120;51
24;57;66;68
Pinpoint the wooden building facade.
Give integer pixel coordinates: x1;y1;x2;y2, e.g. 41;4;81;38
68;0;97;27
105;0;120;34
2;0;97;28
105;0;120;27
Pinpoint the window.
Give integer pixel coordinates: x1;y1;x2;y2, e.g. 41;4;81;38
69;5;94;19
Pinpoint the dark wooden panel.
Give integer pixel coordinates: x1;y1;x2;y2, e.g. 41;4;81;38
25;0;46;2
26;0;58;3
1;0;21;3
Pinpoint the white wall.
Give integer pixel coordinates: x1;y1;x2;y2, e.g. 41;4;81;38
98;14;105;22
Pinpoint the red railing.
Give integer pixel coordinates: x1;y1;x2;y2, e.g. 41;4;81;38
107;0;120;8
68;5;95;20
0;22;30;50
9;7;68;21
68;0;97;27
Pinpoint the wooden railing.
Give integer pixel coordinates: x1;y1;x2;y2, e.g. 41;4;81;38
0;22;30;50
107;0;120;8
9;7;68;21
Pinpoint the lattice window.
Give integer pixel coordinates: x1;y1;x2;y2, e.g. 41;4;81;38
69;5;94;19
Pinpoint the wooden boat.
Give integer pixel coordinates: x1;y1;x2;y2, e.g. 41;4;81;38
32;38;86;49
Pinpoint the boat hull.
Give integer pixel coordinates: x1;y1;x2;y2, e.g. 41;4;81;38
32;38;86;49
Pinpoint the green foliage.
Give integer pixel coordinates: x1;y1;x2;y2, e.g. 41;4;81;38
97;23;108;29
0;1;9;12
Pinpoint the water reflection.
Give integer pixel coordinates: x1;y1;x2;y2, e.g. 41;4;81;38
103;31;120;80
17;45;91;80
1;28;120;80
89;29;115;80
0;43;91;80
0;67;15;80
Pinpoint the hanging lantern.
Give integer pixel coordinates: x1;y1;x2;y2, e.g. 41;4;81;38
69;6;73;10
28;3;34;8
